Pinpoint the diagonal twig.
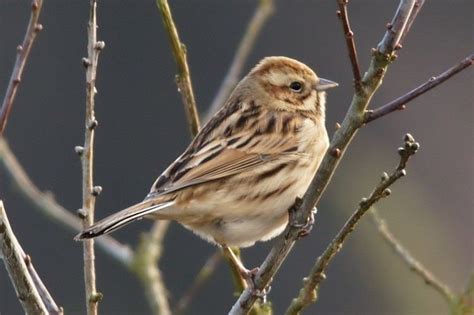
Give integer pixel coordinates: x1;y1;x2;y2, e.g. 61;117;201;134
206;0;274;119
229;2;426;313
78;1;105;313
366;54;474;123
156;0;201;135
0;200;62;315
285;134;419;315
0;138;133;267
369;208;456;305
0;0;44;136
336;0;362;91
173;250;222;315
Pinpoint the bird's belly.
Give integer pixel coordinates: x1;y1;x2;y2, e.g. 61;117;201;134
176;170;312;247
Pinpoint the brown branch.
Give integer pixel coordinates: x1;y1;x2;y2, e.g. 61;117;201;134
156;0;200;135
336;0;362;90
206;0;274;119
377;0;416;54
0;200;61;315
369;208;456;305
366;54;474;123
173;250;222;315
131;221;172;315
78;1;105;313
0;138;133;267
285;134;419;315
0;0;43;136
229;1;426;313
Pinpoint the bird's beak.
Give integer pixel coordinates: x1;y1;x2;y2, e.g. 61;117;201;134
314;78;338;91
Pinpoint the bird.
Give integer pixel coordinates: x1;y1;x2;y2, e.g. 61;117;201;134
75;56;337;282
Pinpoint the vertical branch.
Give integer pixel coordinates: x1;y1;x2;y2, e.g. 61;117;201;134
78;1;105;314
0;0;43;136
156;0;200;135
206;0;274;119
336;0;362;91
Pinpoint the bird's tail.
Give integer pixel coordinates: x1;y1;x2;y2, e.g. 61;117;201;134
74;199;175;240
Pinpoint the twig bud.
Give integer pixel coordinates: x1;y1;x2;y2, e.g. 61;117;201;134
34;24;43;32
382;188;392;197
77;208;87;219
400;169;407;177
94;41;105;51
395;43;403;50
381;172;389;181
24;254;32;266
359;198;368;206
330;148;342;158
335;122;341;130
16;45;23;53
336;10;342;17
82;57;91;68
89;292;103;303
386;22;393;30
88;119;98;130
404;133;414;143
91;186;102;196
74;146;84;155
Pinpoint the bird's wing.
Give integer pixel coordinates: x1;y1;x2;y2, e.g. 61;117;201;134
148;109;304;198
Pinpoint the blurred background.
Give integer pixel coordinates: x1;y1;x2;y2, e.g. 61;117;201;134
0;0;472;314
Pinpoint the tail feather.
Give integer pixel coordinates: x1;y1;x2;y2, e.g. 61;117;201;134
74;199;175;240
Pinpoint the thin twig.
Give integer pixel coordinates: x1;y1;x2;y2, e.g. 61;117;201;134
369;208;456;305
0;138;133;267
229;2;425;313
0;0;43;136
366;54;474;123
398;0;425;47
285;134;419;315
131;221;172;315
173;250;222;315
0;200;50;315
377;0;416;54
79;1;105;313
336;0;362;91
206;0;274;119
156;0;201;135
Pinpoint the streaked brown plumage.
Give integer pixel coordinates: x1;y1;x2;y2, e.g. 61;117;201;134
76;56;337;277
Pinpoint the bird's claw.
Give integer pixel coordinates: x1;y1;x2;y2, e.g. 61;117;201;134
290;206;317;239
239;267;270;301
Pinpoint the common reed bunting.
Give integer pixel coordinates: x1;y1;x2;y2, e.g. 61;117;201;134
76;56;338;281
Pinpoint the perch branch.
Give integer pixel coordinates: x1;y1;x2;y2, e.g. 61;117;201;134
156;0;201;135
366;54;474;122
206;0;274;118
131;221;172;315
229;2;425;313
285;134;419;315
369;208;456;305
0;200;58;315
79;1;105;313
0;0;43;136
336;0;362;90
398;0;425;47
0;138;133;267
173;250;222;315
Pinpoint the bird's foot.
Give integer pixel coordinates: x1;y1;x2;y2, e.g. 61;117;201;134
240;267;270;301
289;204;318;239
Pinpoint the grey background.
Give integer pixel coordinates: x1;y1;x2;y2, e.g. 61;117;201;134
0;0;473;314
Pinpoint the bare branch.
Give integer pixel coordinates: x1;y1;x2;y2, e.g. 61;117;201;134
366;54;474;123
369;208;456;305
79;1;105;313
377;0;416;54
156;0;201;135
206;0;274;119
229;1;426;313
173;250;222;315
285;134;419;315
0;138;133;267
0;0;43;136
336;0;362;90
398;0;425;47
131;221;172;315
0;200;53;315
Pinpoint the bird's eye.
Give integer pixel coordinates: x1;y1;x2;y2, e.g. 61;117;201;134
289;81;303;92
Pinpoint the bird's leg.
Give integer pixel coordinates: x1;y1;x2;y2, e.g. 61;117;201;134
222;246;259;287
